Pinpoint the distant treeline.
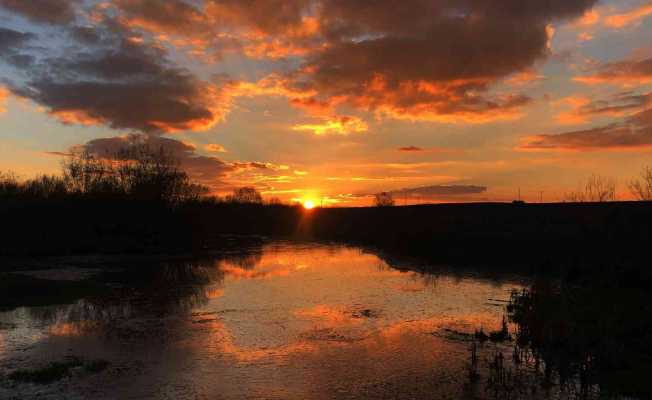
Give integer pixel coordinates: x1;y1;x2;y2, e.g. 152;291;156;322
0;142;300;255
2;142;652;268
3;194;652;270
304;202;652;271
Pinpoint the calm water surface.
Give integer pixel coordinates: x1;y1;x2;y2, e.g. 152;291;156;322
0;242;524;399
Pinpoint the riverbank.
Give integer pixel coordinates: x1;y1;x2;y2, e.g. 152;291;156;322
3;199;651;269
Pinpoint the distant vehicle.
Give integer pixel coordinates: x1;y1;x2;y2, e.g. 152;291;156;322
512;200;526;205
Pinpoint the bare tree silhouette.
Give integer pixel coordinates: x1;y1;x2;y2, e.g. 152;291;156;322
1;138;209;203
565;174;616;202
628;167;652;201
61;140;208;203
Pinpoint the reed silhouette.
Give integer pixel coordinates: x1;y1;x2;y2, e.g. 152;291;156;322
472;265;652;399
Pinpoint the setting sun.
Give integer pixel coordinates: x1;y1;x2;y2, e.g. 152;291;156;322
303;200;315;210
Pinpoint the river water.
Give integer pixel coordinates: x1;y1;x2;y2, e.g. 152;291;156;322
0;242;525;399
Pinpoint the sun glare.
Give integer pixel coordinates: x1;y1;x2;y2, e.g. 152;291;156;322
303;200;315;210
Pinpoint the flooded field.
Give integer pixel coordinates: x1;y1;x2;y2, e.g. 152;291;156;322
0;242;547;399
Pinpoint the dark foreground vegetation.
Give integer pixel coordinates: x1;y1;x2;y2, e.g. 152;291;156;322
466;265;652;400
507;275;652;399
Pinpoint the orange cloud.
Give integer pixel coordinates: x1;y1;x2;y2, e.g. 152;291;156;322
228;74;316;100
292;115;368;135
0;87;9;114
577;9;601;26
604;3;652;28
111;0;322;60
205;143;227;153
49;109;105;126
505;70;545;86
555;92;652;125
113;0;208;36
574;57;652;86
554;95;592;124
289;97;341;116
335;76;531;124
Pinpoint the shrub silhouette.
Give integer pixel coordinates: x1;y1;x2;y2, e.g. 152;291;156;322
565;174;616;202
227;187;263;204
374;192;395;207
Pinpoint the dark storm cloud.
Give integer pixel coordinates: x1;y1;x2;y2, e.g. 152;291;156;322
6;54;35;68
392;184;488;198
0;27;35;53
113;0;208;35
112;0;317;60
522;106;652;151
289;0;597;122
215;0;594;122
0;27;36;69
398;146;424;152
104;0;598;122
114;0;309;35
575;57;652;85
69;26;101;44
559;92;652;123
8;18;228;133
2;0;600;128
524;51;652;151
0;0;79;25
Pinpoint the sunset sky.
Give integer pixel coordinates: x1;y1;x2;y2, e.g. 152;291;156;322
1;0;652;205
